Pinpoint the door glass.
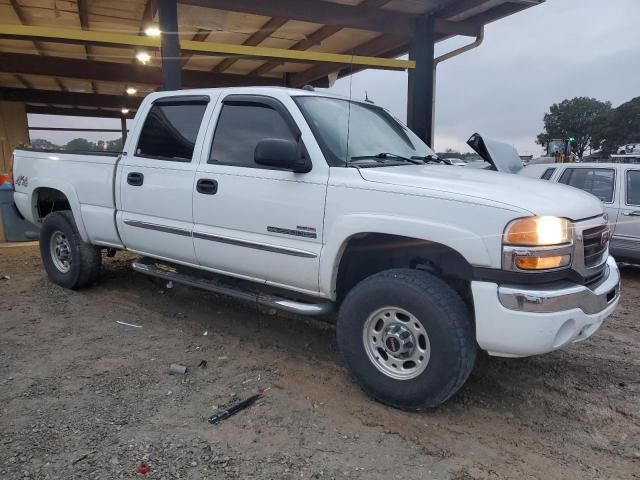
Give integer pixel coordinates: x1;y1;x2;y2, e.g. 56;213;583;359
626;170;640;206
540;167;556;180
558;168;615;203
209;103;295;167
136;102;208;161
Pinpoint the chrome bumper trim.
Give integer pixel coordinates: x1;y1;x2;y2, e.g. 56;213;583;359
498;257;620;314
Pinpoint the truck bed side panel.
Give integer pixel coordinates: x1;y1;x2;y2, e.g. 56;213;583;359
12;150;121;246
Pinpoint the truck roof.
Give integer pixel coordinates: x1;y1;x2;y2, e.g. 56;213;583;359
145;86;363;103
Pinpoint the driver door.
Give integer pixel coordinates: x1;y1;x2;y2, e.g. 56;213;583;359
192;94;329;293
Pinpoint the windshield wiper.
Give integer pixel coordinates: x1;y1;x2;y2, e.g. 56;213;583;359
350;152;424;165
411;154;445;164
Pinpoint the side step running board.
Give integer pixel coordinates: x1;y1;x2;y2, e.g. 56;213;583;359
131;258;333;317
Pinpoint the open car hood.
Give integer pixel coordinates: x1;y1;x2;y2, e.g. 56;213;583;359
467;133;523;174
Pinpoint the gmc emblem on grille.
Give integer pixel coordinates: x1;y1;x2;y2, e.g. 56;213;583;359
601;229;611;246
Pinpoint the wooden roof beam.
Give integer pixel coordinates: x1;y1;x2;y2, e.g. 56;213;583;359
0;52;285;88
252;0;389;78
177;0;480;37
139;0;159;35
76;0;97;94
0;87;141;110
213;16;289;74
0;24;414;70
26;105;136;119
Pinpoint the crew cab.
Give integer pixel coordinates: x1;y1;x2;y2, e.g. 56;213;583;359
520;161;640;264
12;87;620;410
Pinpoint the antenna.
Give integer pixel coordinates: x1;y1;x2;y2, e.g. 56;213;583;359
364;91;374;104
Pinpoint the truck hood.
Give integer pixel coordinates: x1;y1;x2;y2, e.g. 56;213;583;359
467;132;523;174
358;165;604;221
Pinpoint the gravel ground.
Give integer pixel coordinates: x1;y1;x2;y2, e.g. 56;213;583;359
0;244;638;480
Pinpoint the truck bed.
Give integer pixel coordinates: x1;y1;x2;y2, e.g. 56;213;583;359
12;148;122;247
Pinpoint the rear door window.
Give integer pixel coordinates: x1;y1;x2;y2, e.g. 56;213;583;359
626;170;640;206
136;99;208;162
558;168;615;203
540;167;556;180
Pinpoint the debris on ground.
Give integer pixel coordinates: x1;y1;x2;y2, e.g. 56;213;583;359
136;463;150;475
197;360;207;368
208;389;264;424
116;320;142;328
168;363;188;375
166;280;173;289
71;450;95;465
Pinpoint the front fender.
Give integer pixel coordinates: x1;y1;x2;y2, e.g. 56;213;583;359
28;179;90;243
319;213;493;298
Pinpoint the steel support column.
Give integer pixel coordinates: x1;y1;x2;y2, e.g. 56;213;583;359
407;16;435;147
159;0;181;90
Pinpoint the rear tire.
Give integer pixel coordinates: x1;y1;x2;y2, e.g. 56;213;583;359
39;211;101;289
337;268;476;410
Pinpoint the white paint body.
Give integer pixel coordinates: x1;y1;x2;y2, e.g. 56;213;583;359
13;87;619;357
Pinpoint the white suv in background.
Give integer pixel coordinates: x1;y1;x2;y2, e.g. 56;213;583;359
520;163;640;263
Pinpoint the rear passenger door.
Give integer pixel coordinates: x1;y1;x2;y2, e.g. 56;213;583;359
612;168;640;260
192;94;329;294
117;95;214;264
557;166;619;222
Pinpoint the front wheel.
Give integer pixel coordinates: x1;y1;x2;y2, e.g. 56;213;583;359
39;211;101;289
337;269;476;410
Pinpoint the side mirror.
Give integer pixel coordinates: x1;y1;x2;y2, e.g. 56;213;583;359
254;138;311;173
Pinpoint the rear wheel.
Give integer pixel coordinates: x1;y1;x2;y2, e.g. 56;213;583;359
337;268;476;410
40;211;101;289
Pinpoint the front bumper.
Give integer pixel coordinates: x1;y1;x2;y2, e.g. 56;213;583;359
472;256;620;357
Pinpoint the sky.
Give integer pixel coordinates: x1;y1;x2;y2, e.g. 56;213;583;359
29;0;640;155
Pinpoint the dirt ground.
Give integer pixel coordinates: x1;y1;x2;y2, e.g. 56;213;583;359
0;244;638;480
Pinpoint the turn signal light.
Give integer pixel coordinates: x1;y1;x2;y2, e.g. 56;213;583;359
515;255;571;270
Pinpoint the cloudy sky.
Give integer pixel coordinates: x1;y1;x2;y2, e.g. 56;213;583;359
30;0;640;155
327;0;640;154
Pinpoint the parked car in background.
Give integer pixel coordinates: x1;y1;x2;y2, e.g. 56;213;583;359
520;163;640;263
618;144;640;155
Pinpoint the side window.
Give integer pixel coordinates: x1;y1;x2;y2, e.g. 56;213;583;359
626;170;640;206
540;167;556;180
136;100;208;162
558;168;615;203
209;102;296;168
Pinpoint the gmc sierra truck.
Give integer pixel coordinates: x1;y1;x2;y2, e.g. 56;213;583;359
12;87;620;410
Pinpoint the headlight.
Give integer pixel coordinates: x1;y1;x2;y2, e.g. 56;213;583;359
503;216;574;271
504;216;571;246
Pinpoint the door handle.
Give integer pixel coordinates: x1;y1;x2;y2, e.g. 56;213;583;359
196;178;218;195
127;172;144;186
622;211;640;216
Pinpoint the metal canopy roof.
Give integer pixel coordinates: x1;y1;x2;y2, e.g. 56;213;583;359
0;0;543;118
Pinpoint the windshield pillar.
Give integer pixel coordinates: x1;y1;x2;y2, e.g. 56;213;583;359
407;16;435;148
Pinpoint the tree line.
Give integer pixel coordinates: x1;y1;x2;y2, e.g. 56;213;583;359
30;137;124;152
537;96;640;157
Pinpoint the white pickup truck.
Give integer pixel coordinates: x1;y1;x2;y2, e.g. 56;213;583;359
12;87;620;410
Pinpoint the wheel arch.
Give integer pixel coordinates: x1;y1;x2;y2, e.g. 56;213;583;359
331;232;476;311
30;182;89;242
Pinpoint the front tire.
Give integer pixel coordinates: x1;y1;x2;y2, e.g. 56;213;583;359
40;211;101;289
337;269;476;410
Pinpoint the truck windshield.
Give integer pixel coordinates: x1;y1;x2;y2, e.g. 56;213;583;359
294;96;436;167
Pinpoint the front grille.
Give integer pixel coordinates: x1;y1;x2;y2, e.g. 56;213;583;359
582;224;608;268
